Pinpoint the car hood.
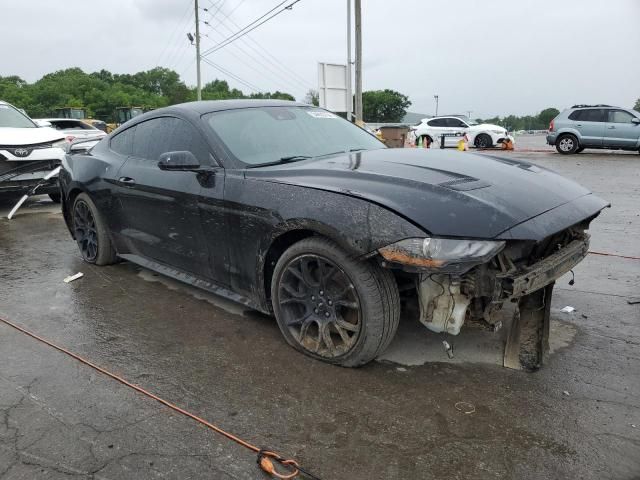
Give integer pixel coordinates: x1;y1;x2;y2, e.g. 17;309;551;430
245;148;608;240
469;123;505;132
0;127;64;145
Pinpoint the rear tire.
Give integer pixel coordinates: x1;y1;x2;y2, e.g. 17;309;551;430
271;237;400;367
555;134;579;154
576;147;585;153
474;133;493;148
72;193;117;266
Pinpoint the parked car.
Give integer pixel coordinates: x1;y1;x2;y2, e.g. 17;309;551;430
0;100;67;202
36;118;107;142
412;115;513;148
59;100;608;370
547;104;640;154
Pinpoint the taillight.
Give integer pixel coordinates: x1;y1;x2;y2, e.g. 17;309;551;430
66;135;75;142
549;120;554;132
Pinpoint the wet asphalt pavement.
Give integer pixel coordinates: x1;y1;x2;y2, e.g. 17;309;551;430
1;138;639;479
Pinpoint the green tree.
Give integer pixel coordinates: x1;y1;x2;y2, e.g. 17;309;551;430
362;89;411;123
537;107;560;128
0;67;295;121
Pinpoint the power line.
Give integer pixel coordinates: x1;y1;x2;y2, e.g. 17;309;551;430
155;0;193;67
199;3;312;90
200;57;263;92
201;0;301;57
199;20;310;93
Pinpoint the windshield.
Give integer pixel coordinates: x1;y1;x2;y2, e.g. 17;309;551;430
205;106;384;166
0;104;36;128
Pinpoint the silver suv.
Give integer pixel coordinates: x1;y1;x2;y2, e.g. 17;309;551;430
547;105;640;154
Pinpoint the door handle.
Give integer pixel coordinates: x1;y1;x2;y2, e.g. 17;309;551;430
118;176;136;185
607;126;616;129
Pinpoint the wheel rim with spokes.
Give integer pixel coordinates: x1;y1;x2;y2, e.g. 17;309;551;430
477;136;489;148
559;137;574;151
277;254;361;359
73;200;98;261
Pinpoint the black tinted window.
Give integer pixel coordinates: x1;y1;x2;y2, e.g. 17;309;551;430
110;127;135;155
132;117;210;162
427;118;446;127
447;118;466;128
608;110;635;123
569;109;605;122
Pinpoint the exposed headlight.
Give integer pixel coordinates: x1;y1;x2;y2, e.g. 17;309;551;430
52;139;69;149
378;237;505;274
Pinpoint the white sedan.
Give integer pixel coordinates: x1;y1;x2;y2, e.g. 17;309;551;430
412;116;513;148
35;118;107;142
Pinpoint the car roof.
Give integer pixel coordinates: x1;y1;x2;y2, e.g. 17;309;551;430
117;99;311;133
164;99;308;115
37;118;85;122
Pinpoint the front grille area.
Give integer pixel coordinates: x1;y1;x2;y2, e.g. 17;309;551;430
0;140;58;150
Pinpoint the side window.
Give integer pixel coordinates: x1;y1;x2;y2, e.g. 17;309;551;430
568;110;583;121
447;118;466;128
132;118;163;160
427;118;445;127
110;126;136;156
161;117;210;162
131;117;210;162
609;110;634;123
570;109;604;122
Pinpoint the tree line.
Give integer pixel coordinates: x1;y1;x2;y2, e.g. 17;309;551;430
0;67;294;122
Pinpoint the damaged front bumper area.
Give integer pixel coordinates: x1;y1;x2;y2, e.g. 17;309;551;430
403;228;591;371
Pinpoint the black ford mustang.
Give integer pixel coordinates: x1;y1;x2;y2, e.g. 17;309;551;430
60;100;608;369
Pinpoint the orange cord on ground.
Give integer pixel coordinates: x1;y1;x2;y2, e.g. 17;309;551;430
0;316;306;480
588;251;640;261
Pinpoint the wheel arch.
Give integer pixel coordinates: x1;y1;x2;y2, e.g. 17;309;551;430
259;221;368;310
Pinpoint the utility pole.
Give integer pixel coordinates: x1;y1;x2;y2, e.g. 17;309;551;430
466;110;472;119
195;0;202;101
434;95;439;116
346;0;352;121
354;0;362;122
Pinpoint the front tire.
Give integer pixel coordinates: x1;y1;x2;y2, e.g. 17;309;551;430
555;134;579;154
474;133;493;148
72;193;117;265
271;237;400;367
48;192;61;203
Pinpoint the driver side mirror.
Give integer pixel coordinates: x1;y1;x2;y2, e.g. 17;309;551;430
157;151;200;171
34;119;52;128
631;118;640;125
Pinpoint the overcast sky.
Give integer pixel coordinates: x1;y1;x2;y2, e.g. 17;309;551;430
2;0;639;117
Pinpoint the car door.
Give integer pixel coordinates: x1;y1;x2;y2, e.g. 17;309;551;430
446;118;468;146
570;108;605;146
113;116;213;278
604;109;640;148
427;118;447;144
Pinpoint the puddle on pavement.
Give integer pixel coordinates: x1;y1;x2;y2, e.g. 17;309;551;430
379;318;577;368
548;319;577;354
137;269;247;317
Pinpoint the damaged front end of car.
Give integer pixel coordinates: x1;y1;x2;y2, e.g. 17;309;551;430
377;220;594;372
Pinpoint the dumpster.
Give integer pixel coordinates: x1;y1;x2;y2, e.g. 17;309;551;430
379;126;410;148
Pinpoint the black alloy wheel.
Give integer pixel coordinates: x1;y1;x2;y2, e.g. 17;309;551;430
71;193;117;265
474;133;493;148
277;254;361;359
73;199;98;262
271;237;400;367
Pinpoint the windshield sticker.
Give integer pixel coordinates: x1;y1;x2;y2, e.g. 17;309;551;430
307;111;338;119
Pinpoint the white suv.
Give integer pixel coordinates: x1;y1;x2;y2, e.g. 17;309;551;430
412;116;512;148
0;100;67;202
